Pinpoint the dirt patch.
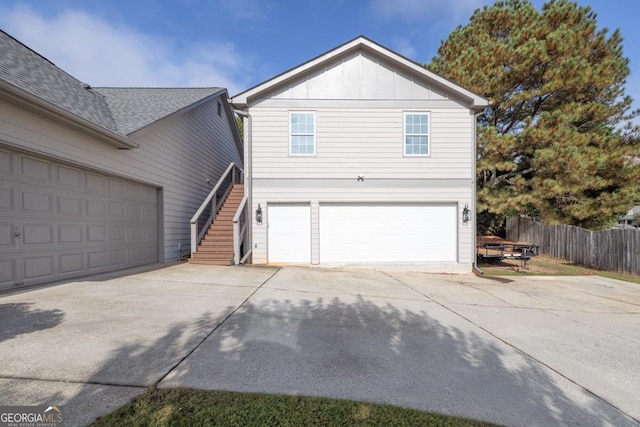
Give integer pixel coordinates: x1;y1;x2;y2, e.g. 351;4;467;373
478;254;578;274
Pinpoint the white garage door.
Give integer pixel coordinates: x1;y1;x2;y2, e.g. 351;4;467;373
0;147;158;290
320;203;457;263
268;204;311;263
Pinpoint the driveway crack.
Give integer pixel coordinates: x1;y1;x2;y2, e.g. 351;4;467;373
154;267;282;386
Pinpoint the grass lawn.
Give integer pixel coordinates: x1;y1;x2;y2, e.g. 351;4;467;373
92;387;500;426
479;254;640;285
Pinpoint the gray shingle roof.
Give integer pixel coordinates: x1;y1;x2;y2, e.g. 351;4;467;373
93;87;222;135
0;30;223;137
1;30;118;132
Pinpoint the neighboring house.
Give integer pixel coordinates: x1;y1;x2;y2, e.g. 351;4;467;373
231;36;488;272
0;30;243;290
618;206;640;228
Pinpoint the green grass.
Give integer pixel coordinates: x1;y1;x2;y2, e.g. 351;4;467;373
479;256;640;285
92;387;500;427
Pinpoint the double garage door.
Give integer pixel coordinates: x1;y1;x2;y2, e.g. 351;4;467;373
0;147;158;290
268;203;457;264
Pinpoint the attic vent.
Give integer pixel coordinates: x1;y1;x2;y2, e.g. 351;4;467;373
217;101;222;117
82;83;91;89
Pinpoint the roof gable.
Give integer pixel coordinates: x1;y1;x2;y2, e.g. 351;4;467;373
232;36;488;109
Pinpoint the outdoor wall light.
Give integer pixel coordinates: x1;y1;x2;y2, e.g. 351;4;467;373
462;204;471;223
256;204;263;225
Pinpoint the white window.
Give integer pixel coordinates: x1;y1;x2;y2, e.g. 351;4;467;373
290;112;315;155
404;112;429;156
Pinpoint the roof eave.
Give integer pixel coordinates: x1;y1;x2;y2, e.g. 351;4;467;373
0;80;138;149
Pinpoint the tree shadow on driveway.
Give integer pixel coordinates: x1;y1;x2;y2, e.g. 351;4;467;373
2;290;637;427
0;303;64;343
158;294;636;427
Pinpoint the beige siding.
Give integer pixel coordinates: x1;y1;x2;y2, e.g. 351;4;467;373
250;105;473;179
0;96;242;263
244;48;477;270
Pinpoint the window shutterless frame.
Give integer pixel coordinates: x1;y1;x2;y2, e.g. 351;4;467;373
289;111;316;156
403;112;430;156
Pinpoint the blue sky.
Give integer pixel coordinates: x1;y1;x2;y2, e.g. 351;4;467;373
1;0;639;105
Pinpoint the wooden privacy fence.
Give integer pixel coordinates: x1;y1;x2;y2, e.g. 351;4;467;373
506;216;640;275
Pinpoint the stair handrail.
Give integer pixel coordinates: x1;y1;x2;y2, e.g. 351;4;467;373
232;195;249;264
190;162;238;254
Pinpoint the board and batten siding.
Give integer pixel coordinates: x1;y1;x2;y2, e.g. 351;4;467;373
267;49;453;102
0;95;242;263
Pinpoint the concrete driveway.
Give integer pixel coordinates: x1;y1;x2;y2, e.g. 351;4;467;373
0;264;638;426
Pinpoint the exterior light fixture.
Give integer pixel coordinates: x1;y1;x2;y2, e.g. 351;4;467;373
256;204;263;225
462;204;471;223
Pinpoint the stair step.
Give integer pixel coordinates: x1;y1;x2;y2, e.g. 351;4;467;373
195;252;233;257
200;242;233;247
191;256;233;263
192;251;232;258
194;182;246;263
204;231;232;237
189;260;232;266
200;244;230;250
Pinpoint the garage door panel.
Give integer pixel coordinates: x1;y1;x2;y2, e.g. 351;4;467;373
0;260;16;287
22;190;52;212
87;199;106;216
23;224;53;245
0;187;13;210
21;156;51;181
0;223;13;246
86;173;107;194
0;149;12;174
320;203;456;263
268;204;311;264
58;195;83;215
0;147;159;290
60;253;83;274
59;225;83;244
88;251;108;269
23;256;54;280
56;165;83;188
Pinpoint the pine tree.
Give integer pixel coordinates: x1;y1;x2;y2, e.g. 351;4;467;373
428;0;640;229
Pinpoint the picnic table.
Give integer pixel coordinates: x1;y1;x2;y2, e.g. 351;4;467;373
477;240;540;267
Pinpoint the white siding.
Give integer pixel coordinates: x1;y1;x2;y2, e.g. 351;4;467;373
0;96;242;263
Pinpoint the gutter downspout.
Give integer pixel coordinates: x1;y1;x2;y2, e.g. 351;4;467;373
472;108;483;276
234;108;252;263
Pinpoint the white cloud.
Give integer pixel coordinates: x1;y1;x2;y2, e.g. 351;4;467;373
392;38;417;60
368;0;484;23
0;5;251;93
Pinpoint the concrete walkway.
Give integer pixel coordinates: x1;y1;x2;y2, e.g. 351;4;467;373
1;264;638;426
